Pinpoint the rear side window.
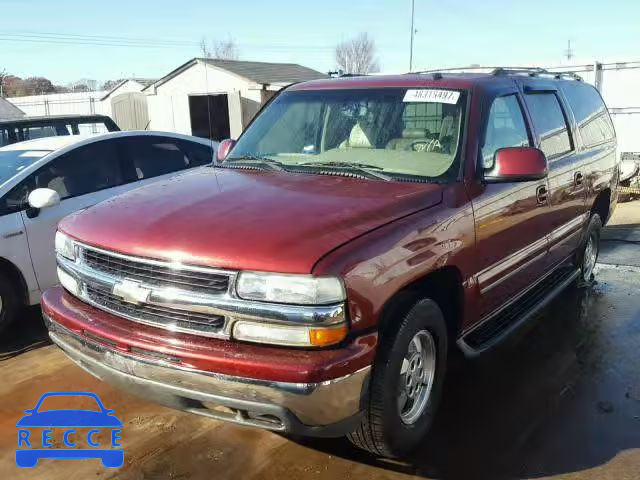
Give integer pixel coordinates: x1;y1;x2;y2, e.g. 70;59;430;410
524;93;572;158
120;137;195;180
481;95;530;168
178;140;214;167
561;83;615;148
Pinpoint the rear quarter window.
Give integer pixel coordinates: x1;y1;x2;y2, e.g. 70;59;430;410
561;82;615;148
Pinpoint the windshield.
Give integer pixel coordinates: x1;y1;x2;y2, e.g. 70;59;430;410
0;150;50;186
36;394;101;412
228;88;466;182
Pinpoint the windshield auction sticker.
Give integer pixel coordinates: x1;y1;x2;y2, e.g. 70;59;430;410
403;89;460;104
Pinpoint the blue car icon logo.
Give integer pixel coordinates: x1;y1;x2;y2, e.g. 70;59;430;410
16;391;123;468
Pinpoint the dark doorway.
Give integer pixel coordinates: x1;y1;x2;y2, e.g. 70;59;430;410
189;94;230;141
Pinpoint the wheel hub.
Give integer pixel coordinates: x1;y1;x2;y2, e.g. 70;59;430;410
582;234;598;280
398;330;436;425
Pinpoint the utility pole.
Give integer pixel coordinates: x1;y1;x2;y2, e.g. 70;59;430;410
564;39;574;62
409;0;415;71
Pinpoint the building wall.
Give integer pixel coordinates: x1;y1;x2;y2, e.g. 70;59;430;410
146;61;264;137
106;80;146;100
8;91;111;117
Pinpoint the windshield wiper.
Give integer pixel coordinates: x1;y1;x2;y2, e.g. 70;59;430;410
224;155;285;171
297;161;392;181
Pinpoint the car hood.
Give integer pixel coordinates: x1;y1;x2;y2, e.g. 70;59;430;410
61;168;443;273
16;410;123;427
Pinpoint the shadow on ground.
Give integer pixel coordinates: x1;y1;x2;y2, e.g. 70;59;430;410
289;271;640;479
0;306;50;361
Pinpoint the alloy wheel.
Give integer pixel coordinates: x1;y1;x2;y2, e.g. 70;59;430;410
398;330;437;425
582;233;598;280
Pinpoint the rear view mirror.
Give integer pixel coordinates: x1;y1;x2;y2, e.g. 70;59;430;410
216;139;236;163
28;188;61;210
484;147;548;183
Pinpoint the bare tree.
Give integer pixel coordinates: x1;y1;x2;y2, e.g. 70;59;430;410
335;33;380;74
200;36;239;60
0;69;7;97
214;37;239;60
199;37;211;58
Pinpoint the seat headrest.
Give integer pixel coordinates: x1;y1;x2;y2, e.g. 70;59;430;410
348;122;374;148
402;128;428;139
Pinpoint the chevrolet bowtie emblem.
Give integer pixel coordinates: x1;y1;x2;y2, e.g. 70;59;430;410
112;279;151;305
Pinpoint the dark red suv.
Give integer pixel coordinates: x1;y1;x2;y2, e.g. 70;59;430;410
43;69;618;458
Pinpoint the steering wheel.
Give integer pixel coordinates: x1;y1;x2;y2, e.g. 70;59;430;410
409;141;430;152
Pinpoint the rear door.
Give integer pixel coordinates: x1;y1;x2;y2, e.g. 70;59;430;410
520;81;587;268
472;90;553;317
560;81;617;222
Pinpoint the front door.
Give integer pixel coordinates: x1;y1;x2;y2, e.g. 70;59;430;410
21;140;129;291
471;93;553;318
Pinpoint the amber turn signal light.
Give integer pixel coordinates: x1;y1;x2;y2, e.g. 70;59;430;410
309;324;348;347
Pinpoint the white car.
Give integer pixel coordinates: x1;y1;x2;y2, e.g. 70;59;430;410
0;131;217;332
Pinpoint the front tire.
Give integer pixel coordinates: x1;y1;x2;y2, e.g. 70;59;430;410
0;273;19;336
347;298;448;458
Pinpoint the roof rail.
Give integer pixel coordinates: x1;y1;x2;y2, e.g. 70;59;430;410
492;67;583;81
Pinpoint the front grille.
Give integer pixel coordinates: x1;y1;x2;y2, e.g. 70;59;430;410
82;248;230;295
85;284;225;334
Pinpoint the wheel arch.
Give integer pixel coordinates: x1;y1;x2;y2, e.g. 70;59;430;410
0;257;29;305
378;266;464;344
591;188;611;225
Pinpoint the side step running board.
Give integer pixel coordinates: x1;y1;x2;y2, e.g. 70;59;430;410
458;268;580;357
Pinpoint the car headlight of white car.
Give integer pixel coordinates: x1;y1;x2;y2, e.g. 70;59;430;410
55;231;77;261
235;271;346;305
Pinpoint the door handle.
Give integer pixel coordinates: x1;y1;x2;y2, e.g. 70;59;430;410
536;185;548;204
574;172;584;186
2;230;24;239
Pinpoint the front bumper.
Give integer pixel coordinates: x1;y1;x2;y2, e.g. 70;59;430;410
45;314;371;437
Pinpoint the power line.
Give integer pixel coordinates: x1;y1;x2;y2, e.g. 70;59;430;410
0;31;336;51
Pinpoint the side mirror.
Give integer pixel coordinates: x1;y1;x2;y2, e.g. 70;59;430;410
28;188;61;210
216;139;236;163
484;147;548;183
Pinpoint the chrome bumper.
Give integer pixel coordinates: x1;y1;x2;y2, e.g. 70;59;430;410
46;316;370;437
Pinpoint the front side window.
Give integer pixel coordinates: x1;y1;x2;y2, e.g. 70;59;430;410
524;92;572;158
481;95;531;168
228;88;467;182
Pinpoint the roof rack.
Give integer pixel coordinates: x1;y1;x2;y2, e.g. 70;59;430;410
492;67;583;81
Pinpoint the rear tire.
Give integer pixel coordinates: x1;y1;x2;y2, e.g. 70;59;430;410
347;298;448;458
577;214;602;284
0;273;20;336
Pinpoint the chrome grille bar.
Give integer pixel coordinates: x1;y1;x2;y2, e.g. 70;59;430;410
82;247;230;294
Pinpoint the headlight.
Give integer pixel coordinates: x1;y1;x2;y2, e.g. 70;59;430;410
235;272;346;305
55;231;76;261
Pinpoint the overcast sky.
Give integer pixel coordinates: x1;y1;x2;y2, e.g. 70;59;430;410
1;0;638;84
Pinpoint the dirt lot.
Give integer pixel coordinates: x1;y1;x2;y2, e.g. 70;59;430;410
1;204;639;480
